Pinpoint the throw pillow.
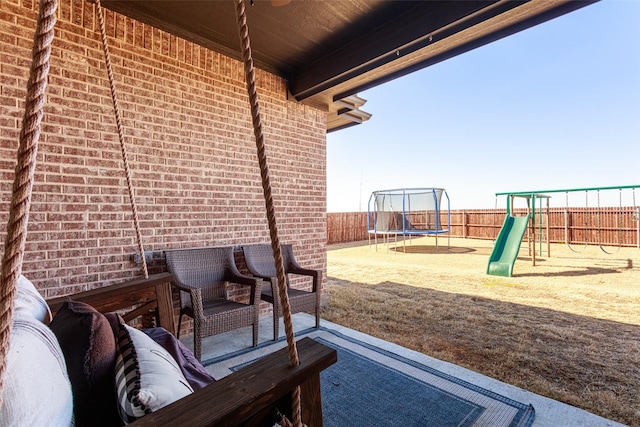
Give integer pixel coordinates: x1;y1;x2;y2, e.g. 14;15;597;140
115;323;194;424
143;327;215;390
0;312;73;426
15;274;51;323
49;298;121;427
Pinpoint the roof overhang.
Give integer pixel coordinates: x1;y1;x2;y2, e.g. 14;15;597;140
102;0;597;132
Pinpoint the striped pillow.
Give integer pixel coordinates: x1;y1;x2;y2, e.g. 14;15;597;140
114;323;194;424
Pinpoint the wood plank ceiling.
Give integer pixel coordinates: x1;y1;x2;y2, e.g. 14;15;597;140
102;0;596;132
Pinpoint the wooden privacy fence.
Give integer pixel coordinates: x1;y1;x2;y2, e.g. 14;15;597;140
327;208;640;247
326;212;371;244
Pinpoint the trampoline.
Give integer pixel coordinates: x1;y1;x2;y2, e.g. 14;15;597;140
367;188;451;251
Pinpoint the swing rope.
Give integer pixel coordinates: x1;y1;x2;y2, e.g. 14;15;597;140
597;189;622;254
1;2;305;424
565;191;589;253
0;0;58;407
233;1;303;425
93;0;149;278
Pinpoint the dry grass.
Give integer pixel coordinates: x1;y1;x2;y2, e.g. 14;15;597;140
322;237;640;426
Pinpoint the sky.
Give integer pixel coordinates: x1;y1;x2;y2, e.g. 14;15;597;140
326;1;640;212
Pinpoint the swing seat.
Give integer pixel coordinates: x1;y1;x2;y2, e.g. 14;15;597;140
2;274;335;427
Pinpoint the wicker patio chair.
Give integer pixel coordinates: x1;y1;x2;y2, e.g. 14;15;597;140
165;246;261;360
242;244;321;340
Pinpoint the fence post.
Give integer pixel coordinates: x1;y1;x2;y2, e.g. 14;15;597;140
636;208;640;249
462;210;466;238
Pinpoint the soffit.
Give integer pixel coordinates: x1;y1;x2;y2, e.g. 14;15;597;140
102;0;596;132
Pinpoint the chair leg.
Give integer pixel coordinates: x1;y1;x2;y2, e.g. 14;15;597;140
252;306;259;347
315;305;320;328
193;322;202;361
272;303;279;341
176;313;184;339
252;322;258;347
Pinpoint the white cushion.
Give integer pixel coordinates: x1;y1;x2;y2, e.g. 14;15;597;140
0;312;73;427
115;324;193;424
16;275;51;324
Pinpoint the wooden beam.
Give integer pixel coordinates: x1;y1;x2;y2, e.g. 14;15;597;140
290;1;498;100
329;0;597;100
293;0;597;103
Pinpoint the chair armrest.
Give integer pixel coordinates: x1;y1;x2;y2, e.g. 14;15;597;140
287;266;318;279
225;270;259;288
246;271;273;282
225;271;261;305
130;337;337;427
285;247;321;292
287;267;321;293
170;279;200;294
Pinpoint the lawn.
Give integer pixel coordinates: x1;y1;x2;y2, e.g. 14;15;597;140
322;237;640;426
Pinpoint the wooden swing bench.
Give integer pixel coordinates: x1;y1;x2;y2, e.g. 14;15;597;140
46;273;337;427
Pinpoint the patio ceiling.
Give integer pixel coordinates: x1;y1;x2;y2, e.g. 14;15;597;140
102;0;596;132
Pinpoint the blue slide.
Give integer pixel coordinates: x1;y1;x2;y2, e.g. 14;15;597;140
486;214;530;277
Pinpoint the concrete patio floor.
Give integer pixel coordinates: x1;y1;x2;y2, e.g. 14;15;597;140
181;313;625;427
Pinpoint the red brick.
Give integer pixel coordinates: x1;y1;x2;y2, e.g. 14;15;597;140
1;0;327;301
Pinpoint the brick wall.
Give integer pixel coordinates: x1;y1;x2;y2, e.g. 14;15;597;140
0;0;327;303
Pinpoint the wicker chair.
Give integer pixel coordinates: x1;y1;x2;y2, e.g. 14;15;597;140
242;244;321;341
165;246;261;360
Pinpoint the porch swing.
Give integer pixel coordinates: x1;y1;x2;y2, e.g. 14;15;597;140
0;0;335;425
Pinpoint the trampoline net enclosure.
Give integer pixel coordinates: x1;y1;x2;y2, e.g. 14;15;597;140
368;188;450;235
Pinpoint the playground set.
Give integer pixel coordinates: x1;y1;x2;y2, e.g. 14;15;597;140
367;188;450;251
487;185;640;277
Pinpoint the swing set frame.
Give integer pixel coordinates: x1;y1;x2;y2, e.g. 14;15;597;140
495;184;640;262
